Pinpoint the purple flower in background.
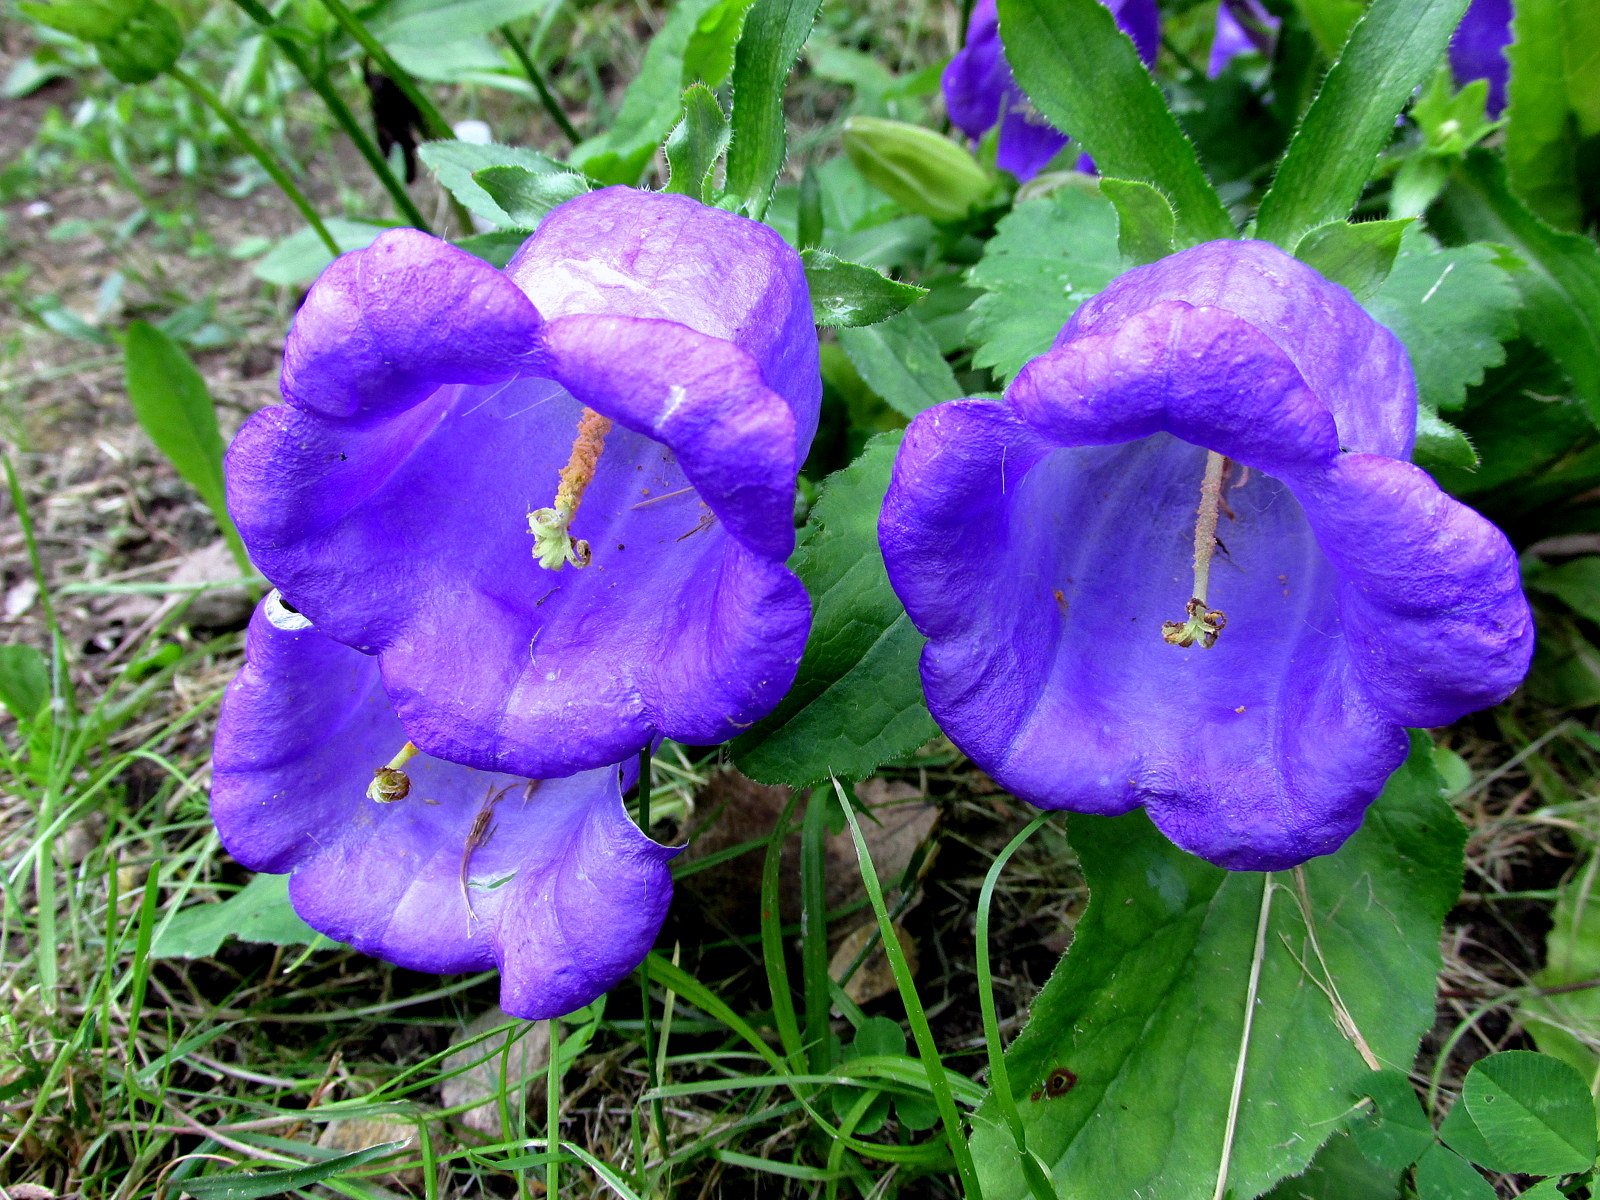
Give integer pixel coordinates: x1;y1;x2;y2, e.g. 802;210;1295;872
1208;0;1279;78
879;241;1532;871
213;594;677;1019
226;187;819;781
1449;0;1513;118
942;0;1160;181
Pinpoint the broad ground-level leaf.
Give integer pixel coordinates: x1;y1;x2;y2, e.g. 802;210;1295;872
1363;227;1519;414
152;873;322;959
0;643;50;723
1459;1051;1598;1175
472;164;588;226
731;434;937;787
251;219;390;288
970;735;1463;1200
1521;872;1600;1085
836;311;962;418
1258;1134;1402;1200
1413;1142;1497;1200
418;140;572;227
1435;152;1600;426
965;184;1123;384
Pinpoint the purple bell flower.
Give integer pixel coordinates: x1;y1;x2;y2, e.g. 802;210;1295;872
942;0;1161;182
879;241;1533;871
213;593;677;1019
225;187;820;780
1208;0;1280;78
1449;0;1513;118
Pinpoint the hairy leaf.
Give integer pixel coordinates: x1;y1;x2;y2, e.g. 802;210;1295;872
801;249;927;329
418;140;571;227
663;83;730;202
725;0;822;218
837;312;961;418
1293;218;1411;301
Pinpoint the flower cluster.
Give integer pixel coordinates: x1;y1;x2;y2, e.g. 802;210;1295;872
214;187;820;1018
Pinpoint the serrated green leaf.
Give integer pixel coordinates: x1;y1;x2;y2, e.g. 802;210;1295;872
996;0;1231;245
730;434;938;787
418;140;572;227
1294;219;1411;301
572;0;752;186
971;736;1464;1200
1258;1134;1403;1200
1506;0;1584;231
472;164;587;227
0;644;50;724
151;873;322;960
178;1139;410;1199
1435;152;1600;424
800;248;926;329
1414;408;1479;471
840;117;994;224
1412;1143;1496;1200
725;0;822;218
663;84;729;203
836;312;961;418
1362;226;1519;413
1350;1071;1435;1172
1460;1051;1598;1175
1255;0;1472;248
123;321;247;570
1100;178;1175;267
965;185;1123;384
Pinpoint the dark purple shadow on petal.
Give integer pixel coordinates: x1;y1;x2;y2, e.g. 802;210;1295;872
212;594;679;1020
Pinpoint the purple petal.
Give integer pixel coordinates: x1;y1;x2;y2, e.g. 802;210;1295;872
880;239;1533;871
1209;0;1279;77
227;188;817;779
212;595;678;1019
1449;0;1512;119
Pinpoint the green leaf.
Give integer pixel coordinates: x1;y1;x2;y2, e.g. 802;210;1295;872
22;0;181;83
724;0;822;218
1526;557;1600;625
730;434;938;787
1293;219;1411;301
1505;0;1584;230
1362;227;1520;413
1412;1143;1496;1200
965;184;1124;384
454;228;532;269
151;873;321;959
1435;152;1600;424
251;219;390;288
1292;0;1366;59
472;164;588;227
995;0;1230;244
663;84;730;203
800;248;927;328
836;312;961;418
179;1139;410;1199
0;644;50;724
1255;0;1472;248
418;140;573;227
366;0;551;47
123;321;247;570
1100;178;1175;267
970;736;1464;1200
839;117;994;224
1258;1134;1402;1200
1414;408;1479;472
1523;863;1600;1079
1460;1051;1598;1175
1349;1071;1435;1172
572;0;754;186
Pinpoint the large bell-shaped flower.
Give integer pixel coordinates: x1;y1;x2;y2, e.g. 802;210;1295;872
226;187;820;779
213;594;678;1019
879;240;1533;870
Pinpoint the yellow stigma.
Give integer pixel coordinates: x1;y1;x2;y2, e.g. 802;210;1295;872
366;740;419;803
1161;451;1229;650
530;407;613;571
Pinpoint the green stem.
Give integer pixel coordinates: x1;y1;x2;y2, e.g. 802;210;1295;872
635;744;669;1166
546;1018;561;1200
223;0;431;231
315;0;476;232
499;24;581;146
169;65;340;257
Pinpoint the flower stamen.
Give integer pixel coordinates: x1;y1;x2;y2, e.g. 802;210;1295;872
1162;451;1229;649
367;740;419;803
530;406;613;570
